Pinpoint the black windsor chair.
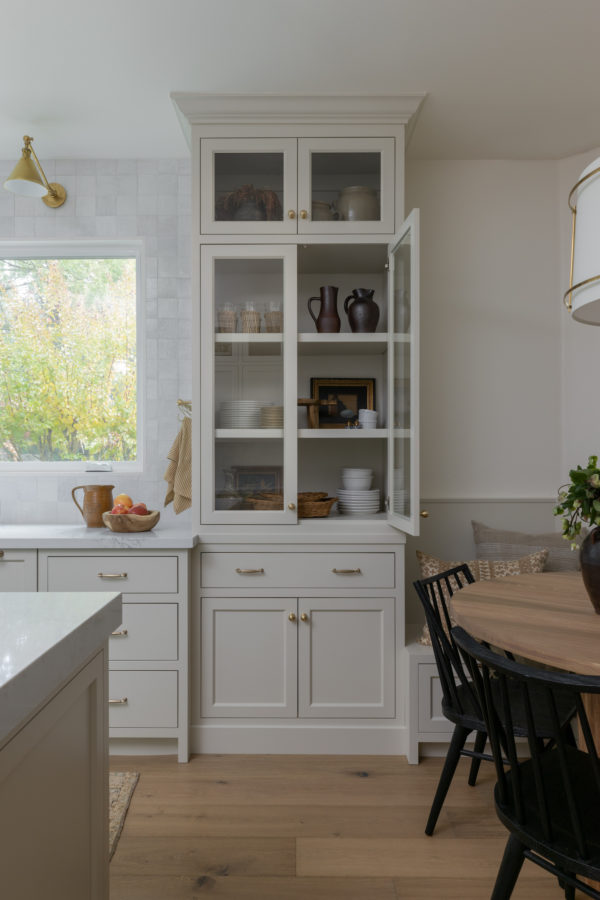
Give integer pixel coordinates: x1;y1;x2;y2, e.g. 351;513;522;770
413;564;576;837
453;625;600;900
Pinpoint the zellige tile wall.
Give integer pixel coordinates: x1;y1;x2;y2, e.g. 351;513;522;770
0;157;192;525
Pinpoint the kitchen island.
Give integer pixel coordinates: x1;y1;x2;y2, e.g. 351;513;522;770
0;591;122;900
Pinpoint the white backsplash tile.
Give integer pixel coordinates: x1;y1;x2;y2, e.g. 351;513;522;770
0;155;192;526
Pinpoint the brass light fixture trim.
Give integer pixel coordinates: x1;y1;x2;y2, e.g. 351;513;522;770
4;135;67;208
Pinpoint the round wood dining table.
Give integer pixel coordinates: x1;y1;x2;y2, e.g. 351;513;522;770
451;571;600;676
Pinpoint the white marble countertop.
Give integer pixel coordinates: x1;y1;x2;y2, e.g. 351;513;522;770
0;591;122;746
0;524;197;549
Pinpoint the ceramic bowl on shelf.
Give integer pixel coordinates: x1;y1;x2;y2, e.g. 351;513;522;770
102;510;160;532
342;475;373;490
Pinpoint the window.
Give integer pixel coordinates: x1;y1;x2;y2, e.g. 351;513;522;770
0;242;142;469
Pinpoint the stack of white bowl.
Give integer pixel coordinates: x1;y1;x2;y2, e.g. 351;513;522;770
358;409;377;429
219;399;262;428
260;405;284;428
337;468;380;516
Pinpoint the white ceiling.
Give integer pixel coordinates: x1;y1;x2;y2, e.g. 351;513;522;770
2;0;600;162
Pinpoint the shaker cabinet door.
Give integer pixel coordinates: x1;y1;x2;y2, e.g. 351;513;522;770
201;597;298;717
297;597;395;718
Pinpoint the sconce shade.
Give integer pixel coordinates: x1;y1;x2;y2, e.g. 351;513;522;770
568;156;600;325
3;136;66;207
4;151;47;198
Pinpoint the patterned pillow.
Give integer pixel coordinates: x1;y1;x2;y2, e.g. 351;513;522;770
471;520;581;572
416;548;549;646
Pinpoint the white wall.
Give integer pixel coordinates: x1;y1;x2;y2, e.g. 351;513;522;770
0;158;192;525
404;158;566;620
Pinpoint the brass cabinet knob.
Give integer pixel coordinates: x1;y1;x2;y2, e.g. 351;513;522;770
300;612;309;622
288;210;296;219
300;209;308;219
288;502;296;510
288;612;297;622
420;510;430;518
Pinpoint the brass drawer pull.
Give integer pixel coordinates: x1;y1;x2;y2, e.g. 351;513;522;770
332;568;362;575
111;628;129;637
98;572;128;579
235;567;265;575
300;612;309;622
109;697;128;705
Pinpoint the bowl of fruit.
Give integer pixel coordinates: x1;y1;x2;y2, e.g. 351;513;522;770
102;494;160;533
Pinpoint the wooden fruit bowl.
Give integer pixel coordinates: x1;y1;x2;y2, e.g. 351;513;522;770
102;509;160;533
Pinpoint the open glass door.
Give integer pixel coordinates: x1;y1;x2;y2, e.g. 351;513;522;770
387;209;420;534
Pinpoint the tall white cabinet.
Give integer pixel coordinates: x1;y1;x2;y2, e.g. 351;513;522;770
172;93;423;756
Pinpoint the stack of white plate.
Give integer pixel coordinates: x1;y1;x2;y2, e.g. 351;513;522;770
393;490;408;514
260;405;284;428
337;488;380;516
358;409;378;429
341;467;373;490
219;400;262;428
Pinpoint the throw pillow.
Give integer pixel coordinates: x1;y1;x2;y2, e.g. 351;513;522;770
416;548;549;646
471;520;581;573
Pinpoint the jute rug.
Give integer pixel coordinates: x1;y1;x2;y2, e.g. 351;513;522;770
109;771;139;860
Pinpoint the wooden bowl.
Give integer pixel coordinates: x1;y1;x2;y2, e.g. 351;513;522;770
102;509;160;533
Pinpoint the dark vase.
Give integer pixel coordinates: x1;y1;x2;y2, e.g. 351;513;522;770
308;286;341;333
580;527;600;614
344;288;380;333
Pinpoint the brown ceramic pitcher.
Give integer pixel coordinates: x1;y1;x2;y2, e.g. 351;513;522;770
72;484;114;528
308;286;341;333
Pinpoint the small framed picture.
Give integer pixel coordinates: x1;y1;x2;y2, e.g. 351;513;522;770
230;465;283;494
310;377;376;428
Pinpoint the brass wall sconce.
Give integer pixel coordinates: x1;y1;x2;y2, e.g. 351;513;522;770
564;156;600;324
4;135;66;208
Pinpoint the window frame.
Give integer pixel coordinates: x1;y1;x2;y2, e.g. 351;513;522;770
0;239;145;473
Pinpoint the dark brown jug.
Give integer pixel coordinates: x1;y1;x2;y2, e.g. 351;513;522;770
344;288;380;333
308;286;341;333
72;484;114;527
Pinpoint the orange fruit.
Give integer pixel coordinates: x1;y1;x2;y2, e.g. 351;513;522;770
114;493;133;509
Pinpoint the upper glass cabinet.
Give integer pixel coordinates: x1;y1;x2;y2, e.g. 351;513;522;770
201;137;395;235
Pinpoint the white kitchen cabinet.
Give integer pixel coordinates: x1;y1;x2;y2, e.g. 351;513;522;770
171;93;424;758
0;549;37;591
38;549;190;762
201;594;394;720
200;135;395;235
405;630;453;764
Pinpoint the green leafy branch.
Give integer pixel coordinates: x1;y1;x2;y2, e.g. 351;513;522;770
553;454;600;546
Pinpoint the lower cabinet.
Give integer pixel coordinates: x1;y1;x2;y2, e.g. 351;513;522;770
38;549;190;762
201;596;395;720
0;549;37;591
406;636;453;764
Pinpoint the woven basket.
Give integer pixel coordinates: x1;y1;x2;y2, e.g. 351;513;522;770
298;496;337;518
245;491;283;511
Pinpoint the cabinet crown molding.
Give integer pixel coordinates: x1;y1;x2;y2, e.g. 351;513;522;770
171;92;426;143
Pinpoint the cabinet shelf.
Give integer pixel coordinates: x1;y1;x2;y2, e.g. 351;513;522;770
216;429;283;439
215;333;283;342
297;333;388;356
298;428;387;439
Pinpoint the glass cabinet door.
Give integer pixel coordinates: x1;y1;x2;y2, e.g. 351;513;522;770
201;139;298;234
298;138;395;234
387;209;420;535
200;244;297;523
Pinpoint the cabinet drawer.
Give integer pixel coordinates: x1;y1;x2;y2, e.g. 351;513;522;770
108;670;178;728
202;552;395;589
110;603;178;661
45;555;178;594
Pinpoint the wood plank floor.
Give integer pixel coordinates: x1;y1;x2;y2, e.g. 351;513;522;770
109;754;575;899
